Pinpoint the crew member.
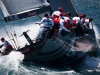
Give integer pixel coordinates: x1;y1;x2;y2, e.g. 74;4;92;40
83;18;93;28
80;14;86;25
0;37;13;54
58;12;70;36
82;18;93;35
63;13;69;28
52;16;60;38
67;12;73;28
73;14;80;26
52;15;70;38
52;7;63;20
58;17;70;37
63;13;69;20
35;13;54;41
73;14;82;36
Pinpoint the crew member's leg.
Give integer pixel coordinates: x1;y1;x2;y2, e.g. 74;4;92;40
36;28;48;40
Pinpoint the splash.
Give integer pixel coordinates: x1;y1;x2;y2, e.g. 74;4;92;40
0;51;24;74
75;40;94;52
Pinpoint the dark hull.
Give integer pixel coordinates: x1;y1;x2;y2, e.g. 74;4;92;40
17;28;98;67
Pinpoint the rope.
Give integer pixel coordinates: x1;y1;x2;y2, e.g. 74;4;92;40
11;33;18;49
4;25;16;50
14;31;20;48
8;25;19;49
9;24;20;48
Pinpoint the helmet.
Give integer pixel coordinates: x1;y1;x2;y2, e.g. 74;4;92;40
58;7;62;11
60;12;63;16
63;13;66;16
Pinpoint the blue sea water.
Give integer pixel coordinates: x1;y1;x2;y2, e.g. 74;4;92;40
0;0;100;75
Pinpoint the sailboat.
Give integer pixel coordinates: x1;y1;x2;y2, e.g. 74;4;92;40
0;0;98;67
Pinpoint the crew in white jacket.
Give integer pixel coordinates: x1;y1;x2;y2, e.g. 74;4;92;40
58;18;70;37
35;13;54;41
52;7;63;20
58;13;70;37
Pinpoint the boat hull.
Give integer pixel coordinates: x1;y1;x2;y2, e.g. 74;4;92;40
17;28;98;67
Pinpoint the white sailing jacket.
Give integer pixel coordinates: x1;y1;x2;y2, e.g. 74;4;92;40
39;17;54;28
52;11;60;17
73;16;80;24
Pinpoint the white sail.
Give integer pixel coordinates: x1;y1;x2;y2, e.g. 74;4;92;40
0;0;49;17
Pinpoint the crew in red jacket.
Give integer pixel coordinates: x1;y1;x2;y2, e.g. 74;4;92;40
52;7;63;20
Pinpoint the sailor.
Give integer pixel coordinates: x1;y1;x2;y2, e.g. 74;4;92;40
79;18;93;35
80;14;86;25
52;15;61;38
0;37;13;54
63;13;69;20
52;7;63;20
53;13;70;37
66;12;73;28
72;14;80;26
83;18;93;28
73;14;82;37
58;16;71;37
35;13;54;41
63;13;69;28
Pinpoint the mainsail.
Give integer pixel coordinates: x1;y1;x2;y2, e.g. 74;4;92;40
0;0;50;22
48;0;78;17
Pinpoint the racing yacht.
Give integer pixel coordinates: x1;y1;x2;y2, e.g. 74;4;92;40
0;0;98;67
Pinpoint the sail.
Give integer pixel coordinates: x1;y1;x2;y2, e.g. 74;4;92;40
0;0;50;22
48;0;78;17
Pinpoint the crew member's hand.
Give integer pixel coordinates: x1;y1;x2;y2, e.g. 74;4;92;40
68;30;71;32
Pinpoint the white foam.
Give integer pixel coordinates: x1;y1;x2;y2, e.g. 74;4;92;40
75;40;93;52
0;51;24;71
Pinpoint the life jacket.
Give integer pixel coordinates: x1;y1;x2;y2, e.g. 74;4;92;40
72;19;76;26
52;11;60;20
52;15;58;20
64;20;69;28
53;18;60;26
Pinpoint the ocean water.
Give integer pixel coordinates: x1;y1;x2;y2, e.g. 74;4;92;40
0;0;100;75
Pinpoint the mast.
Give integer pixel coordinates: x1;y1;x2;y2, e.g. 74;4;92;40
21;30;33;45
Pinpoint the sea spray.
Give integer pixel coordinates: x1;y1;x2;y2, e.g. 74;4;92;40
0;51;24;74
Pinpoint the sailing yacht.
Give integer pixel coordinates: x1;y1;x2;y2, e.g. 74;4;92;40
0;0;98;67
